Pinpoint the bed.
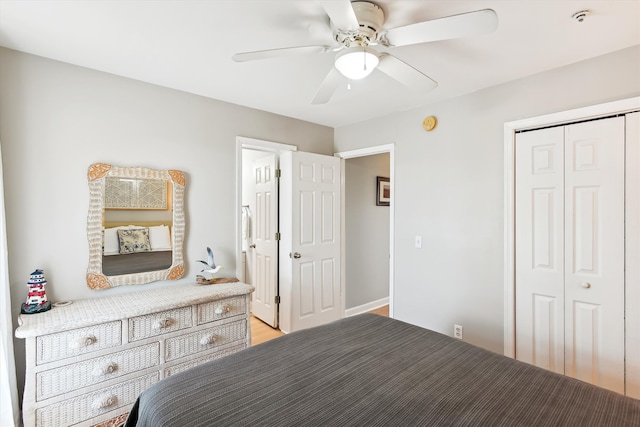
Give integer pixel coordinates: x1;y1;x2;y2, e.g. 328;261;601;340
102;222;173;276
124;314;640;426
101;250;172;275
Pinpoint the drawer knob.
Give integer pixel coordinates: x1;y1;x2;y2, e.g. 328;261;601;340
152;318;172;330
71;335;97;349
92;394;118;410
214;305;231;315
93;362;118;376
200;334;217;346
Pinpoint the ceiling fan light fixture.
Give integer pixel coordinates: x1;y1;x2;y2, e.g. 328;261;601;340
334;47;379;80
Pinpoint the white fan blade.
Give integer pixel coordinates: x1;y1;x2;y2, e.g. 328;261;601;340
319;0;359;32
383;9;498;47
233;45;331;62
376;54;437;92
311;67;343;104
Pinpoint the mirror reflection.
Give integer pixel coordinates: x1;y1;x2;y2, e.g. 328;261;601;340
86;163;185;289
102;177;173;276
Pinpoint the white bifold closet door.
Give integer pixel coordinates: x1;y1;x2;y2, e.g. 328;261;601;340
515;116;625;394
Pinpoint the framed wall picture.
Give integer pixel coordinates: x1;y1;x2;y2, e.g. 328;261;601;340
376;176;390;206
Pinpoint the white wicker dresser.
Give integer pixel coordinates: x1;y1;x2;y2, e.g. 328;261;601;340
15;282;254;427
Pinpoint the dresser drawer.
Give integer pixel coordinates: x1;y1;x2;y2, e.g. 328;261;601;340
164;343;247;377
35;372;158;427
197;296;246;324
36;322;122;365
165;318;247;362
36;342;160;401
128;306;192;342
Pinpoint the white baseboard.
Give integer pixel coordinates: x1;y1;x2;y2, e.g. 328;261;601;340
345;297;390;317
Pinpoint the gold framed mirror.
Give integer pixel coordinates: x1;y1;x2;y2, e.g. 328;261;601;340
86;163;185;289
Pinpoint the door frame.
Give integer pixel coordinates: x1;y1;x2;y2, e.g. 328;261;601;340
335;144;395;318
235;136;297;286
503;97;640;358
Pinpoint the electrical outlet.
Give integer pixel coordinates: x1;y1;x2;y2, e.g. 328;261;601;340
414;235;422;248
454;324;463;340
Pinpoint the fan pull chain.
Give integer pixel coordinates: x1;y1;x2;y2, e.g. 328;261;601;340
363;48;368;72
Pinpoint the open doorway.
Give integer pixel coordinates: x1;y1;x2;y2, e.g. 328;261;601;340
236;137;344;333
236;137;394;331
336;144;394;318
235;137;297;329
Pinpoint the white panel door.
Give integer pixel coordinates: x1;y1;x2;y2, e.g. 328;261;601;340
626;112;640;399
515;127;565;373
251;154;278;327
564;117;625;393
279;151;342;332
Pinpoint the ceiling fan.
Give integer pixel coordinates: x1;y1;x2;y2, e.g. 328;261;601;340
232;1;498;104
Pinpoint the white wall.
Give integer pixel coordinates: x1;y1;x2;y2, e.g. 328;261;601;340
334;46;640;354
345;153;390;309
0;47;333;396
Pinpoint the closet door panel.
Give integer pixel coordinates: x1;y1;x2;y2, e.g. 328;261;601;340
515;127;564;373
564;116;625;394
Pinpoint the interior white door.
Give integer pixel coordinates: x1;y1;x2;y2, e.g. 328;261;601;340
251;154;278;328
564;117;625;393
279;151;342;333
515;126;565;374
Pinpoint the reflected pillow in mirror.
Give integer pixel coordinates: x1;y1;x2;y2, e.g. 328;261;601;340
117;228;151;254
149;225;171;251
103;226;143;255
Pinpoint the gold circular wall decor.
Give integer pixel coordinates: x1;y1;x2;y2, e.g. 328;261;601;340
422;116;437;132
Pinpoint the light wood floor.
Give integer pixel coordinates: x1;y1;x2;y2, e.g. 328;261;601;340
251;305;389;346
250;316;285;346
368;305;389;317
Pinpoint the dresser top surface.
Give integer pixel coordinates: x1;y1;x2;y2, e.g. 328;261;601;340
15;282;254;338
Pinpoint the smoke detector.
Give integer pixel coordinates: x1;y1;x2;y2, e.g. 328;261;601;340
571;10;590;22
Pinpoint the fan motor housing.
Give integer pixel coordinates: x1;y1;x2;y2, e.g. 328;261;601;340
334;1;385;46
352;1;385;40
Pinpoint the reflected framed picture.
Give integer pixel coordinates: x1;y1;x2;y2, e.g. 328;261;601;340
376;176;390;206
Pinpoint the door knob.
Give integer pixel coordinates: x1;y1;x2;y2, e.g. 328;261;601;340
249;244;256;249
291;252;301;259
580;282;591;289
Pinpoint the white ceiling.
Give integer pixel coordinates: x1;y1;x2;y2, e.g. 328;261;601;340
0;0;638;128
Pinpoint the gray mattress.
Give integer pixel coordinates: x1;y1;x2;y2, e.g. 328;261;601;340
125;314;640;427
101;251;172;276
